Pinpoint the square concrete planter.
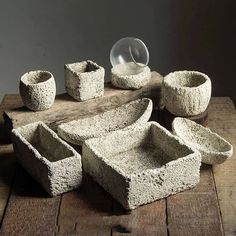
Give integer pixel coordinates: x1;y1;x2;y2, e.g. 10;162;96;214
12;122;82;196
83;122;201;210
65;60;105;101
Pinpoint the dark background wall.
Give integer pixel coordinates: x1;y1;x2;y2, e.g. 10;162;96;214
0;0;235;103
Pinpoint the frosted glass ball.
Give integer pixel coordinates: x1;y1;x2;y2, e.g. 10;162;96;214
110;37;149;75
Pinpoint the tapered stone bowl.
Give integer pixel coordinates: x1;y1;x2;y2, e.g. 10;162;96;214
162;71;211;116
20;70;56;111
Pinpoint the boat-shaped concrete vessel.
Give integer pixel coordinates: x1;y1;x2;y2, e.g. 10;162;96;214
172;117;233;165
58;98;152;145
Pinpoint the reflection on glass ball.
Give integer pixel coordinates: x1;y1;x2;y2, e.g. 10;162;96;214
110;37;149;75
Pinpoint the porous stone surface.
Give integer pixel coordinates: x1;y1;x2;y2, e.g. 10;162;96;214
65;60;105;101
11;121;82;196
83;121;201;210
20;70;56;111
162;71;211;116
111;62;151;89
172;117;233;165
58;98;152;145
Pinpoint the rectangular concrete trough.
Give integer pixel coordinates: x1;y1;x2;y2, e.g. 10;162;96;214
11;121;82;196
83;121;201;210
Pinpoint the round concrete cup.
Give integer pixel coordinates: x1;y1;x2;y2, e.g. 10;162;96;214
20;70;56;111
162;71;211;116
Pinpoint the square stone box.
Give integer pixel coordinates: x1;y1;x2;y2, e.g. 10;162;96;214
83;121;201;210
11;121;82;196
65;60;105;101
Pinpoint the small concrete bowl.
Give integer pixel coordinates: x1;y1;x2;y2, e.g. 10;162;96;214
172;117;233;165
58;98;152;145
111;62;151;89
20;70;56;111
162;71;211;116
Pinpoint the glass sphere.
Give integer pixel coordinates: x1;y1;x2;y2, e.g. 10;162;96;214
110;37;149;75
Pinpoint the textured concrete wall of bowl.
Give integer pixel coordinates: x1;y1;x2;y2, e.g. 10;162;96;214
0;0;235;104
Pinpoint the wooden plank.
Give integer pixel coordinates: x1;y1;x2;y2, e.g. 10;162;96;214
0;95;20;226
0;96;61;235
0;94;23;143
57;174;113;236
57;175;167;236
0;165;60;235
111;199;167;236
167;164;224;236
1;95;234;235
3;72;162;135
0;145;15;227
208;97;236;236
166;99;226;236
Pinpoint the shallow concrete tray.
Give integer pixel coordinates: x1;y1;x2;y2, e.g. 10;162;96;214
57;98;152;145
83;121;201;210
111;63;151;89
12;122;82;196
172;117;233;165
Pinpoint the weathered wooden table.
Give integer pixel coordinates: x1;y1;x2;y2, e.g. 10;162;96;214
0;95;235;236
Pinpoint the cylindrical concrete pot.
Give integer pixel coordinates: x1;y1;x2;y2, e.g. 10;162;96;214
162;71;211;116
20;70;56;111
111;63;151;89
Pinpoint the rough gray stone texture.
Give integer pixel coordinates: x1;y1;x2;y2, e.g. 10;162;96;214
58;98;153;145
20;70;56;111
65;60;105;101
162;71;211;116
11;121;82;196
83;121;201;210
172;117;233;165
111;62;151;89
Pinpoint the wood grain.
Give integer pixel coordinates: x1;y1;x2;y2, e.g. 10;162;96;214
0;145;15;227
57;174;113;236
57;174;167;236
0;96;61;235
165;98;230;236
3;71;162;137
0;165;60;236
111;199;167;236
167;164;224;236
0;95;20;226
1;95;235;235
208;97;236;236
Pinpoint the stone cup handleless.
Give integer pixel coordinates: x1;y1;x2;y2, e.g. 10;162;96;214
11;121;82;196
111;62;151;89
83;121;201;210
20;70;56;111
172;117;233;165
65;60;105;101
162;71;211;116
